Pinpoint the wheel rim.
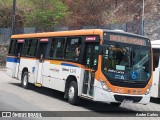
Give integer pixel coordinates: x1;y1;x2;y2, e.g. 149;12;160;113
68;86;75;100
23;75;27;86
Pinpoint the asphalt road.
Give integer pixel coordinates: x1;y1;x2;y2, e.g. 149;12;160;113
0;69;160;120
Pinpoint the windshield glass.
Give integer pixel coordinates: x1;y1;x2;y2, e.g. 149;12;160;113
102;43;151;82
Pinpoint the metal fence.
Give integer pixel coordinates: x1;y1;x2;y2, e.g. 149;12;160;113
0;17;160;45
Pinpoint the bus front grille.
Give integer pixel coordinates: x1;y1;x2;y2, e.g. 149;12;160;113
114;95;142;103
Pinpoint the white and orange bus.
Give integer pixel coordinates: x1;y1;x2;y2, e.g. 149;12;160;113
6;29;152;106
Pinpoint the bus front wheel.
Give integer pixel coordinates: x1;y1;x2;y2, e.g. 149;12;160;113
21;71;30;89
67;81;79;105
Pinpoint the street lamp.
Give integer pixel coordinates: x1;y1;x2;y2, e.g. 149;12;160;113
11;0;16;35
142;0;144;35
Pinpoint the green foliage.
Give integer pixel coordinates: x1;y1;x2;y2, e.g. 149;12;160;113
0;0;12;27
24;0;70;30
0;0;30;28
0;0;69;29
111;18;118;24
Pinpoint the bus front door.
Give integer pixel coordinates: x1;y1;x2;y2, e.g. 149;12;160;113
82;43;99;98
35;42;47;86
14;42;24;78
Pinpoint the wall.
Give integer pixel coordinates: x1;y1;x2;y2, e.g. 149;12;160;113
0;17;160;45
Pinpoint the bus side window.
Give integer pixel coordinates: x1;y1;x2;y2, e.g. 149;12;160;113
64;37;81;61
22;39;28;56
49;39;56;58
153;49;160;71
53;38;65;59
26;39;38;57
8;40;17;55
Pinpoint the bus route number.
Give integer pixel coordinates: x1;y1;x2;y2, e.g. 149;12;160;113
70;69;76;73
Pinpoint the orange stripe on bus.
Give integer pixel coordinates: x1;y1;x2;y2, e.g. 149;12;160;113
50;61;61;65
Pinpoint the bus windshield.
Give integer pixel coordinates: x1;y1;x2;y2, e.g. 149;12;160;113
102;43;151;82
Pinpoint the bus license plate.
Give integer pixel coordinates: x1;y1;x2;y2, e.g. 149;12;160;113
123;99;133;103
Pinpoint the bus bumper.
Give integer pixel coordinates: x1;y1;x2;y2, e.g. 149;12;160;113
94;86;150;104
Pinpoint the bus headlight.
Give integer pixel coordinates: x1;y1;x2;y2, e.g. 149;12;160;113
100;80;111;92
144;85;152;95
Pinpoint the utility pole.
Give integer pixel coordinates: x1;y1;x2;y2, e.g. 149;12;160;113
11;0;16;35
142;0;144;35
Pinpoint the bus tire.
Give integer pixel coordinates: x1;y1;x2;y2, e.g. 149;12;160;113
110;102;121;107
21;71;30;89
67;81;79;105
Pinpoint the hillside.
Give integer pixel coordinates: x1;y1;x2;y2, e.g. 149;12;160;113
0;0;160;28
104;0;160;24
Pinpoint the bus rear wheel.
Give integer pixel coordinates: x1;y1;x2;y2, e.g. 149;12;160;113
67;81;79;105
21;71;30;89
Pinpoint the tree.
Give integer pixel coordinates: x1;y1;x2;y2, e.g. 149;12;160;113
0;0;31;28
63;0;111;26
0;0;12;27
24;0;70;31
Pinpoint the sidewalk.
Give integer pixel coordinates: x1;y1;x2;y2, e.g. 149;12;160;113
0;66;6;71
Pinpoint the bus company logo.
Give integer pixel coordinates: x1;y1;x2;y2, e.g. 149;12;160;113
62;68;69;72
32;67;35;73
2;112;11;117
50;68;59;72
108;69;124;74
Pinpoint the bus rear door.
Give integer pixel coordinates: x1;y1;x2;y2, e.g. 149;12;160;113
6;39;24;78
35;38;48;86
14;40;25;78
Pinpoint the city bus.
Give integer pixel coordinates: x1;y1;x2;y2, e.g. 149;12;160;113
6;29;152;106
151;40;160;98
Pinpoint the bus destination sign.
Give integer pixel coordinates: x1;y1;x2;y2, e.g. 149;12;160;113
110;35;146;46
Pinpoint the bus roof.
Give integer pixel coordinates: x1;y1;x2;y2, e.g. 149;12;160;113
11;29;103;39
11;29;149;39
